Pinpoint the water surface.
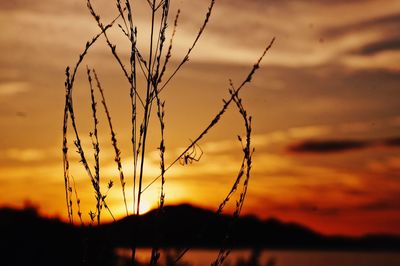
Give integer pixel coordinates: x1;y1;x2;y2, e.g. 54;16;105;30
116;248;400;266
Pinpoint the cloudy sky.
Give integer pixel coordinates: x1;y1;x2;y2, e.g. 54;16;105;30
0;0;399;236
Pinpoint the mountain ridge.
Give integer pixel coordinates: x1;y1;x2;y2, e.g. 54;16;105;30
1;203;398;250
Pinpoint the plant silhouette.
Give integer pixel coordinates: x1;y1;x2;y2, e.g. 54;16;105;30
62;0;274;264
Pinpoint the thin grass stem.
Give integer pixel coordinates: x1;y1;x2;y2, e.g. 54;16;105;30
93;69;129;216
137;0;157;216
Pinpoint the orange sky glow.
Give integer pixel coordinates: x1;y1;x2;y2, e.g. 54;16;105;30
0;0;400;237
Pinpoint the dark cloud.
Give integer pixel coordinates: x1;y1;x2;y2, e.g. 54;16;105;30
343;188;370;196
321;12;400;67
356;37;400;55
287;136;400;154
324;13;400;38
358;200;400;212
268;202;342;216
382;137;400;147
288;139;370;153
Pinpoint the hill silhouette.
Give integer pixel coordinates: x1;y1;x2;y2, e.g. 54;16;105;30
1;204;399;265
100;204;400;250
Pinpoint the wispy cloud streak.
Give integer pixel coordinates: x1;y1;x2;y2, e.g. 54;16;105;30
287;136;400;154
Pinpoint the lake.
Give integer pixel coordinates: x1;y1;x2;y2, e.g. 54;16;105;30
115;248;400;266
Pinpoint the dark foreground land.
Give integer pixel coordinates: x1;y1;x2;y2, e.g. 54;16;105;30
1;204;399;266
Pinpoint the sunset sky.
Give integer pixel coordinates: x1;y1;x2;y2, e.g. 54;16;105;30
0;0;399;236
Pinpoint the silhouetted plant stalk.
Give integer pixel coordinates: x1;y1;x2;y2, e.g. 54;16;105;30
93;69;129;216
62;0;274;265
212;86;255;266
125;0;139;216
142;38;275;193
149;76;167;266
62;8;122;224
87;67;102;224
62;81;73;224
171;80;259;266
71;175;83;226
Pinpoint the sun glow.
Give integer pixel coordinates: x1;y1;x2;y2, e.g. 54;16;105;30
138;200;152;215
